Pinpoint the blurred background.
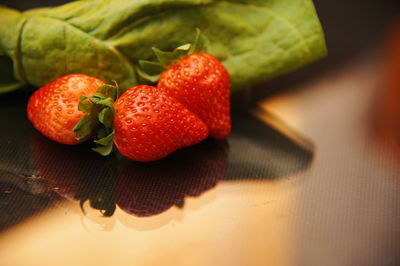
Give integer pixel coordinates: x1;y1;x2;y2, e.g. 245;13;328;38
249;0;400;101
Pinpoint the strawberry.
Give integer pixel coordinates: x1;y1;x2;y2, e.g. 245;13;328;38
138;29;231;139
112;85;209;162
157;53;231;139
27;74;105;145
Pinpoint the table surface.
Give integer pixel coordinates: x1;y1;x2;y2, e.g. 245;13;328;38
1;1;400;266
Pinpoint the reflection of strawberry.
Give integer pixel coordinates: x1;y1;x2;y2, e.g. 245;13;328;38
27;74;105;145
29;132;84;200
157;53;231;139
112;85;209;162
31;131;228;217
114;139;229;217
29;132;116;216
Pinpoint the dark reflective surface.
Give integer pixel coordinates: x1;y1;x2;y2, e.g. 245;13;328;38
30;132;230;217
115;139;229;217
0;89;312;230
29;132;117;217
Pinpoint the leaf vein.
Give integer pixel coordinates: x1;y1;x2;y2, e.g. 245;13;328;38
32;15;137;81
216;1;312;56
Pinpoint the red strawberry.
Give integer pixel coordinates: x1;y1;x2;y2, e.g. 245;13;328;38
113;85;208;162
157;53;231;139
27;74;105;145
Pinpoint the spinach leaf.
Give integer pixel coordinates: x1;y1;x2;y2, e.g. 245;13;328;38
0;0;326;94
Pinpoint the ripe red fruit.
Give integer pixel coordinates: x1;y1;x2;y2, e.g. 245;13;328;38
27;74;105;145
113;85;209;162
157;53;231;139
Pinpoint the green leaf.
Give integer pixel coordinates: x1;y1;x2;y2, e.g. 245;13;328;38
73;114;98;141
96;126;108;140
136;65;161;84
96;97;114;109
94;93;107;99
89;94;114;108
97;84;117;100
77;95;93;114
89;96;101;104
172;43;191;59
138;31;205;81
72;115;86;132
0;0;326;94
151;44;192;68
176;43;191;51
92;144;113;156
188;28;209;54
152;47;177;67
138;60;165;75
98;108;114;128
94;129;115;146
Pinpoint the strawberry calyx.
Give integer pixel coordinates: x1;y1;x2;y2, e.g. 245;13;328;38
137;28;209;83
72;83;120;156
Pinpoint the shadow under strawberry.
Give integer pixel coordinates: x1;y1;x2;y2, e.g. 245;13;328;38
30;130;229;217
29;131;117;216
114;139;229;217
